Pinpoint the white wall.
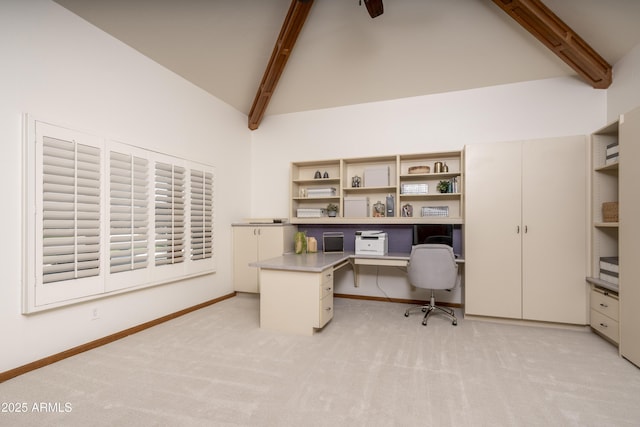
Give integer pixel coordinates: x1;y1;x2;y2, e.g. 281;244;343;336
250;76;606;302
608;41;640;121
251;76;605;220
0;0;251;372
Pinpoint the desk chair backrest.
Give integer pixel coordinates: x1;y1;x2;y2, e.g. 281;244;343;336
407;244;458;291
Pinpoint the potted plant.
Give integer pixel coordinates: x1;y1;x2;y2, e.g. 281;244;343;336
326;203;339;217
437;180;450;193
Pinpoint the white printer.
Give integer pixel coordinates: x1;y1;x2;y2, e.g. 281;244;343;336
355;230;388;256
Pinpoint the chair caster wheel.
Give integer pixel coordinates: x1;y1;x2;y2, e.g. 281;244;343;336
404;312;409;317
452;320;458;326
422;320;427;326
421;307;427;312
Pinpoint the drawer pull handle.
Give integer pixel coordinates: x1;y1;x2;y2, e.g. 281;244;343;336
326;307;332;312
600;303;608;308
599;322;608;328
326;287;332;291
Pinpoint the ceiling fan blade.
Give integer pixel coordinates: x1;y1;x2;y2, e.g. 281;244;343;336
364;0;384;18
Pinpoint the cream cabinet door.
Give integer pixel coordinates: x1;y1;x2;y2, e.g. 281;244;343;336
464;142;523;319
232;226;259;293
233;225;295;293
620;106;640;366
257;226;288;263
521;136;588;324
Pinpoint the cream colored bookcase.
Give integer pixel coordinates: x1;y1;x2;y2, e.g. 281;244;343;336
587;120;620;343
580;106;640;369
290;151;463;224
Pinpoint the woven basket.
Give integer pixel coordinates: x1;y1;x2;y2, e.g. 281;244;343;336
602;202;619;222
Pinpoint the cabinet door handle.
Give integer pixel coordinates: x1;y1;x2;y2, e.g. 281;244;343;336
524;225;528;233
325;307;332;312
599;322;608;328
326;287;332;291
600;303;609;308
516;225;520;234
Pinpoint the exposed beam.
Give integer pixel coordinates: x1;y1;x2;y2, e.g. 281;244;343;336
492;0;612;89
248;0;314;130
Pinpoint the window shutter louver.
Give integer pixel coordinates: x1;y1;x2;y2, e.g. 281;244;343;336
110;151;149;273
190;169;214;260
42;136;101;283
155;162;185;266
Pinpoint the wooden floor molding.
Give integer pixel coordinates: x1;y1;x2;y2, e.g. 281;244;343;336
0;292;236;383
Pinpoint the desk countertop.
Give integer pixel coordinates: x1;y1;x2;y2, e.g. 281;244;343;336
250;252;354;273
251;251;464;273
250;251;415;273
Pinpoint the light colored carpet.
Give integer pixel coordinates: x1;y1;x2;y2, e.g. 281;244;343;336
1;293;639;427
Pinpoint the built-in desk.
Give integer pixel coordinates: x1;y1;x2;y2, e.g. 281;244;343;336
251;252;464;335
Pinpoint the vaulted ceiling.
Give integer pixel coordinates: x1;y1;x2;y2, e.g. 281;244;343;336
54;0;640;127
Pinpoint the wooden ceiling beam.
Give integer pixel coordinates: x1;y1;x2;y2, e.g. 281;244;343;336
492;0;612;89
248;0;314;130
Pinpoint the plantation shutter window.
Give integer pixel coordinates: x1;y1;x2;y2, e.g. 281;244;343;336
24;116;215;313
109;151;149;274
42;136;101;283
154;162;185;266
190;169;213;261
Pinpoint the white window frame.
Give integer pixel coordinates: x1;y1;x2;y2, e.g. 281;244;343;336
23;116;215;314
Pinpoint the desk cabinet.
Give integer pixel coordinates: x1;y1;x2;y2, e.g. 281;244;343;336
232;224;295;293
260;267;334;335
465;136;588;324
590;287;619;343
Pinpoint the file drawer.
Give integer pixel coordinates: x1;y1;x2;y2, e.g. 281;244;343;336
590;288;619;321
590;309;619;343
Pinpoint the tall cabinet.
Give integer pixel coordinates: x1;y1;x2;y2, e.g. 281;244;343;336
465;136;588;324
619;106;640;367
232;224;295;293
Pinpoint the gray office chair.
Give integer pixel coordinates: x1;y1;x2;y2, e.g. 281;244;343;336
404;244;458;326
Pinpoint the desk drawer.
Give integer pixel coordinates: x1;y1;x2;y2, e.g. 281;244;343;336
590;309;619;343
319;268;333;299
318;294;333;328
321;269;333;284
591;288;619;321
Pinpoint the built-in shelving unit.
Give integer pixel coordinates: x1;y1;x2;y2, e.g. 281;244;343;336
290;151;463;224
587;120;620;344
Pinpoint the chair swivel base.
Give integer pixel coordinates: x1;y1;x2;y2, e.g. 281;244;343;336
405;303;457;326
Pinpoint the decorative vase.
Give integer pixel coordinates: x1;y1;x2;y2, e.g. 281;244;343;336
294;231;307;254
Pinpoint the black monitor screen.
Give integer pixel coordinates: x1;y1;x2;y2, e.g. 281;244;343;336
413;224;453;247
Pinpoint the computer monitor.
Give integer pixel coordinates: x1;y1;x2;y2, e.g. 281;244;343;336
412;224;453;247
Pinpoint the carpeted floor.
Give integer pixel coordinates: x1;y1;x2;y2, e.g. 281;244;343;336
1;293;639;426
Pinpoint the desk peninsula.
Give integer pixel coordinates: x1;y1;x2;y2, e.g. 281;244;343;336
251;252;464;335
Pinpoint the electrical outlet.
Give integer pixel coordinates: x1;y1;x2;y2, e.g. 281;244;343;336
91;308;99;320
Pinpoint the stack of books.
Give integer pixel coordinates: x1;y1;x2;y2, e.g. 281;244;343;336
306;187;336;197
599;256;619;286
296;208;325;218
605;141;619;165
449;177;459;193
